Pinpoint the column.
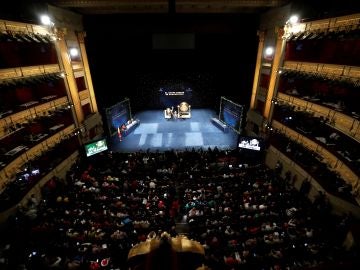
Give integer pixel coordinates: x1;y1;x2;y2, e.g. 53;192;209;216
250;31;265;110
77;31;98;113
56;28;84;124
264;27;285;119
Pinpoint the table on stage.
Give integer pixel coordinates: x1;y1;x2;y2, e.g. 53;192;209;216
123;119;140;136
211;117;228;133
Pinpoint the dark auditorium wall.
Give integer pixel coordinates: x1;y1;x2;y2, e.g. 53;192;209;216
84;14;259;112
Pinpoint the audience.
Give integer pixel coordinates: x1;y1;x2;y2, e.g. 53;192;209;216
273;103;360;177
270;130;358;204
0;135;80;211
0;148;358;270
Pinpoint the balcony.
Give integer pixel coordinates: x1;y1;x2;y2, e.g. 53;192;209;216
269;131;359;206
0;135;80;212
272;103;360;177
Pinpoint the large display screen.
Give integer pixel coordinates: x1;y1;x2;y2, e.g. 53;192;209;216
238;136;263;151
158;82;193;109
219;97;244;134
132;72;216;110
105;99;131;136
84;138;108;157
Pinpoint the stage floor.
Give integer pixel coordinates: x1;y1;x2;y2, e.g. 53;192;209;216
109;109;238;152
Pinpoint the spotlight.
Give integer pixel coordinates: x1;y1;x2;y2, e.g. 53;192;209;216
69;48;79;57
289;15;299;25
40;15;52;26
265;47;274;56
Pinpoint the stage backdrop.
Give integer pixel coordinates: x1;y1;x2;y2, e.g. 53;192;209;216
131;72;218;112
105;98;132;136
158;82;193;109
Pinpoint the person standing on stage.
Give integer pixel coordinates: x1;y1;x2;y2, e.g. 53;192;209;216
117;125;123;141
118;123;127;141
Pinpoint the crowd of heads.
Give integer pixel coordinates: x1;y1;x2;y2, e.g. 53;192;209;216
0;148;358;270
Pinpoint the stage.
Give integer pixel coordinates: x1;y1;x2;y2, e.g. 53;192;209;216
109;109;238;152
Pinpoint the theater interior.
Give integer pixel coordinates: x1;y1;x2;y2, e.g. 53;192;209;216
0;1;360;269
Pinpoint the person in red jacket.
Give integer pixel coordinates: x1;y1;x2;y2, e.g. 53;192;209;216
117;125;122;141
117;123;127;141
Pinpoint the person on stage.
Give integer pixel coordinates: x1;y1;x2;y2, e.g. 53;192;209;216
117;125;122;141
118;123;127;141
171;106;174;119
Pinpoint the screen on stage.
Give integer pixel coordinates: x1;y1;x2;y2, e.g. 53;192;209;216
219;97;244;134
158;83;193;108
84;138;108;157
133;72;215;109
105;99;132;136
238;136;263;151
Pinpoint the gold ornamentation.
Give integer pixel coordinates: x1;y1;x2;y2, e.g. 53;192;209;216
128;232;204;260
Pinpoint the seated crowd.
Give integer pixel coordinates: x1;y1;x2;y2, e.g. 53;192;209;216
273;103;360;176
0;135;80;211
269;131;358;204
0;148;358;270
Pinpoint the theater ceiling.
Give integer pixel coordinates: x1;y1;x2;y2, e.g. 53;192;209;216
48;0;291;14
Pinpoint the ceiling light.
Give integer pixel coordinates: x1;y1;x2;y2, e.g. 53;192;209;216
69;48;79;57
265;47;274;56
289;15;299;25
40;15;52;26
